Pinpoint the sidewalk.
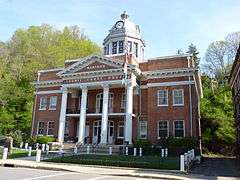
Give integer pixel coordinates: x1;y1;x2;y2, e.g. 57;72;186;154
0;159;239;180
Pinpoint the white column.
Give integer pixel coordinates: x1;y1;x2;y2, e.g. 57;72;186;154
100;85;109;144
78;87;88;144
125;83;133;144
58;87;68;142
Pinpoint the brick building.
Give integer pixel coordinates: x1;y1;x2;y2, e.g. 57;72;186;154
31;12;203;145
229;44;240;157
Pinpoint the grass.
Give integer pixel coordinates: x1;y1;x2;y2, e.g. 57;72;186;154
45;154;180;170
0;147;36;159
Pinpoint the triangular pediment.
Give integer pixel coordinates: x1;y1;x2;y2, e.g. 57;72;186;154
58;55;125;75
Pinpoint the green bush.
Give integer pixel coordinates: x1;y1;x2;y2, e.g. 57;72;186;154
28;136;37;146
36;136;56;144
167;137;198;156
133;139;152;148
9;130;23;147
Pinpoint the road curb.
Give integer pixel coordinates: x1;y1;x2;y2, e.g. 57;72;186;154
0;159;190;180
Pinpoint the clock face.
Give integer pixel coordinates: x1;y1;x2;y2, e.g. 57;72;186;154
115;21;124;29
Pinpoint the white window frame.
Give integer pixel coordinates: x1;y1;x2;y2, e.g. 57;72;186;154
118;121;124;138
157;90;168;106
157;120;169;139
173;89;184;106
47;121;55;136
173;120;185;138
49;96;57;110
139;121;147;139
39;97;47;110
121;92;126;109
37;121;44;135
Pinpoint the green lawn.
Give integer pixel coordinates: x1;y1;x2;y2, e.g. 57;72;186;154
45;154;180;170
0;147;36;159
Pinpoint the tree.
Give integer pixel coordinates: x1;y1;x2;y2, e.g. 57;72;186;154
203;31;240;82
186;43;200;68
0;24;101;138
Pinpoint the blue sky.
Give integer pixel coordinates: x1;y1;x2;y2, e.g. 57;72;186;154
0;0;239;60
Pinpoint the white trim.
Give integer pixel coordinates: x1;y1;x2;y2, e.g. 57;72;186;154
147;54;191;61
173;120;185;138
172;89;184;106
36;90;62;95
38;68;64;73
157;89;168;106
141;81;195;89
157;120;169;138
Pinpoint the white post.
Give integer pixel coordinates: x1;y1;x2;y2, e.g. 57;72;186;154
133;148;137;156
125;147;128;155
100;85;109;144
125;84;133;144
161;149;164;157
36;143;39;150
74;146;78;154
184;153;188;166
46;145;49;155
87;145;90;154
192;149;195;160
36;150;41;163
165;148;168;157
28;147;32;157
109;147;112;155
139;148;142;157
2;148;8;160
20;142;23;149
58;87;68;142
78;87;88;144
180;155;185;172
41;144;45;152
25;143;28;151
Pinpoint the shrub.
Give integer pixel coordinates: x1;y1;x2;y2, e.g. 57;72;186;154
28;136;37;146
36;136;56;144
167;137;198;156
9;130;23;147
133;139;152;148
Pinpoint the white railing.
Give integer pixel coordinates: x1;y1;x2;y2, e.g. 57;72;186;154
180;149;195;172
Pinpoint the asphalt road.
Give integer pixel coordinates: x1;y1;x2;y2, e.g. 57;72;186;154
0;167;151;180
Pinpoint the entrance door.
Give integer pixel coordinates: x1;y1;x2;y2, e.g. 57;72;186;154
93;121;101;144
108;121;114;144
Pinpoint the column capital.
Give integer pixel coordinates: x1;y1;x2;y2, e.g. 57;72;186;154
80;86;88;91
101;84;109;89
61;86;68;93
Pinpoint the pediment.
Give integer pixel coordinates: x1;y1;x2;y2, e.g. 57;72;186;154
58;55;125;75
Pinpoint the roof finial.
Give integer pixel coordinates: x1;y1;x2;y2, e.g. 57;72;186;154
121;11;129;19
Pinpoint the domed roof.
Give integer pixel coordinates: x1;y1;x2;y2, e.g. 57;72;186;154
103;11;144;44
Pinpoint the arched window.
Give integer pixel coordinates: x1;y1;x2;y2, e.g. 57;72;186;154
96;93;114;113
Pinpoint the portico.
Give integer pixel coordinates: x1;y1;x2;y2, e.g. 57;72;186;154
57;80;135;145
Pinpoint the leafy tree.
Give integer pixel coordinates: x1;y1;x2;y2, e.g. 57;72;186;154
203;31;240;82
0;24;101;138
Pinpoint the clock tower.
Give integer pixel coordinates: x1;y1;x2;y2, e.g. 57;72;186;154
103;11;145;62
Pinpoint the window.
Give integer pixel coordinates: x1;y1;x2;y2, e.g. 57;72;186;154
173;89;184;106
118;41;124;53
104;44;109;55
49;96;57;110
139;121;147;139
118;121;124;138
37;122;44;135
112;42;117;54
158;121;168;138
128;41;132;52
133;42;138;57
47;121;54;136
174;120;184;137
121;93;126;109
39;97;47;110
157;90;168;106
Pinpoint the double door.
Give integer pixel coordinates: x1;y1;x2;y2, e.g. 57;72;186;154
93;120;114;144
